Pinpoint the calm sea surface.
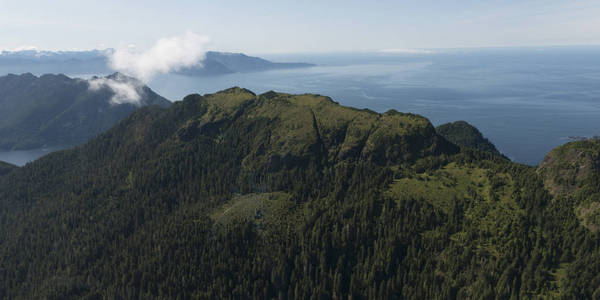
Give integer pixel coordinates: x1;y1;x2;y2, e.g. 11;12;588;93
149;47;600;165
1;47;598;166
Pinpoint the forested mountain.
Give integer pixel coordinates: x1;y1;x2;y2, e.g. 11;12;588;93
0;88;599;298
0;72;170;150
436;120;503;156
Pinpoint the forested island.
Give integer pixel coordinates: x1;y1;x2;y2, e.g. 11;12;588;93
0;88;599;298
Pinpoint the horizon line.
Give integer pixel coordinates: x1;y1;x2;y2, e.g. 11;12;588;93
2;43;600;57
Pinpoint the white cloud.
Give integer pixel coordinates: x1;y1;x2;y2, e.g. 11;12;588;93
87;76;144;106
107;31;210;81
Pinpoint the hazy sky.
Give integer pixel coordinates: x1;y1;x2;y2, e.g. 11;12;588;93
1;0;600;54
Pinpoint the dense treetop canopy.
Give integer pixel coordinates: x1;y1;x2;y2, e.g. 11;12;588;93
0;88;599;299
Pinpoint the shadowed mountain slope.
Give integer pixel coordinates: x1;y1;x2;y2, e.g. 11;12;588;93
436;120;503;156
0;72;170;150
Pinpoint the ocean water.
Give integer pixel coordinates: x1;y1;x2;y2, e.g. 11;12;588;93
1;46;598;166
148;47;600;165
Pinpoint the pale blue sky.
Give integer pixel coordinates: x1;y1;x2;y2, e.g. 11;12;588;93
1;0;599;54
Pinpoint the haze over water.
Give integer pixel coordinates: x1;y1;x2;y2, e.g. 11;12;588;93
149;46;600;165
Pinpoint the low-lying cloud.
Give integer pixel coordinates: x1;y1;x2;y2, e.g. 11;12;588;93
108;31;210;81
88;31;209;105
88;76;144;106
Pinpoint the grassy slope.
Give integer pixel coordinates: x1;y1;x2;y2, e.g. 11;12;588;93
386;162;522;257
210;192;298;236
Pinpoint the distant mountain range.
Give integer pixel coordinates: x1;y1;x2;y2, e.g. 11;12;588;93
178;51;314;76
0;72;170;150
0;49;111;75
0;49;314;76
